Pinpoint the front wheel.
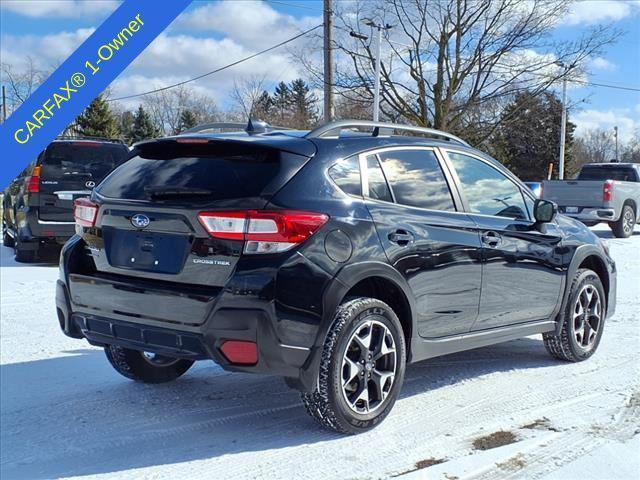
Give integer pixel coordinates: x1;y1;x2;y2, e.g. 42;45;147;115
543;268;605;362
611;204;635;238
302;297;406;434
104;345;194;383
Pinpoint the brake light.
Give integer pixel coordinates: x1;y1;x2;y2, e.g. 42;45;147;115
72;141;101;147
176;137;210;144
27;166;41;193
603;180;613;202
74;198;98;227
198;210;329;254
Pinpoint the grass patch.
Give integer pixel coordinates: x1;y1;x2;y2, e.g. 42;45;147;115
472;430;517;451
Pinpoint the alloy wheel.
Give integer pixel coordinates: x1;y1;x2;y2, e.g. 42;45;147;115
623;209;634;235
341;320;397;414
573;284;602;350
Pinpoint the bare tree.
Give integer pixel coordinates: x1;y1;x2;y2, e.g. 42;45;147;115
230;75;270;119
1;58;47;114
573;128;615;167
296;0;619;143
142;85;219;135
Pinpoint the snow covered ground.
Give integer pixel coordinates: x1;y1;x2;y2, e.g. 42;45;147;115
1;224;638;480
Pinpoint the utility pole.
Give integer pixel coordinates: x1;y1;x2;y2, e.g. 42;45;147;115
614;126;618;161
1;86;6;123
323;0;334;123
559;75;567;180
357;20;392;122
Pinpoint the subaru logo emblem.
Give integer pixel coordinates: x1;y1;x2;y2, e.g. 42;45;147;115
85;180;96;188
131;214;150;228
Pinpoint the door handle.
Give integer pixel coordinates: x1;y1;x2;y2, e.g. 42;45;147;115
388;230;414;245
481;231;502;248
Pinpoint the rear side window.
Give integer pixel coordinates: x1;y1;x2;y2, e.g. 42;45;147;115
97;143;299;201
377;149;455;211
448;152;529;220
40;143;129;182
329;157;361;196
578;166;638;182
365;156;393;202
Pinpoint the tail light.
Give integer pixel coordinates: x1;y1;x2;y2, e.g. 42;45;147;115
198;210;329;254
540;182;544;199
74;198;98;227
26;166;41;193
603;180;613;202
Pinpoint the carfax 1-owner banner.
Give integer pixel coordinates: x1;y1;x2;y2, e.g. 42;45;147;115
0;0;193;189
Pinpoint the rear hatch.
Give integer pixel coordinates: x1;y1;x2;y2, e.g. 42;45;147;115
38;141;129;221
86;138;315;288
542;180;605;208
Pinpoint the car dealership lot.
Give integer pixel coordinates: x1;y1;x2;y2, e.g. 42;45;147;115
1;225;638;480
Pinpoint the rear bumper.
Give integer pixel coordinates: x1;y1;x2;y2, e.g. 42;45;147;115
561;207;618;223
17;207;75;244
55;274;313;381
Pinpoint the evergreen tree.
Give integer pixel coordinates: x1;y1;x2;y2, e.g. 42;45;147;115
75;94;120;138
272;82;291;124
119;110;135;141
130;105;159;143
492;92;575;180
253;91;273;121
177;109;198;133
289;78;318;129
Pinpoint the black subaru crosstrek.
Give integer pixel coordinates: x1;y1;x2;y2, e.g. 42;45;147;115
3;137;129;262
56;120;616;434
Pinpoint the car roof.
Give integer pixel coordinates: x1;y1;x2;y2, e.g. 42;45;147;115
582;163;638;167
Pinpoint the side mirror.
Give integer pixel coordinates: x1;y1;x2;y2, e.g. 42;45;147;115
534;199;557;223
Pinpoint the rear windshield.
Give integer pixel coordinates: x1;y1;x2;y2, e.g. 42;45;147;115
40;142;129;182
96;143;294;201
578;166;638;182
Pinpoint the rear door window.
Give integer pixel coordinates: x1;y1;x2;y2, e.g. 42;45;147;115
365;155;393;202
377;149;455;211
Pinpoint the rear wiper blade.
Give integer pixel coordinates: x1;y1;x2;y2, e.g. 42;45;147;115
144;186;213;198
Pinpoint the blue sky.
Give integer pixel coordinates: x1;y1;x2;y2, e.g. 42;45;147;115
1;0;639;142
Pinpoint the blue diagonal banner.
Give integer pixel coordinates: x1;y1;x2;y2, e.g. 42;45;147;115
0;0;193;189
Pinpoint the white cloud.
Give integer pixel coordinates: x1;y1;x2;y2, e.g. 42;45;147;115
0;0;118;18
573;108;640;143
590;56;617;71
562;0;640;26
0;0;318;109
175;1;321;47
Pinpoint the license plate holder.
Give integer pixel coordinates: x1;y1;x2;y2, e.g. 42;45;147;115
565;207;579;213
103;228;191;274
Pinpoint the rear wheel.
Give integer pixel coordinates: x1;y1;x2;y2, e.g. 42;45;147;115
302;297;406;434
611;204;635;238
2;222;15;248
543;269;605;362
104;345;194;383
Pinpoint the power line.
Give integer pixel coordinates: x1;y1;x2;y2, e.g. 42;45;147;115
263;0;322;11
572;79;640;92
107;24;322;102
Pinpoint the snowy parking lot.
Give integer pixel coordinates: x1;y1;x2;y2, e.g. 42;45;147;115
1;225;638;480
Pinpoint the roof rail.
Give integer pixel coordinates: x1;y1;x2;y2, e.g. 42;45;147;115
304;120;469;146
181;119;292;135
55;135;126;144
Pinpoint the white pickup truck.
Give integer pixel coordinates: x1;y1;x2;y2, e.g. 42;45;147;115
542;163;640;238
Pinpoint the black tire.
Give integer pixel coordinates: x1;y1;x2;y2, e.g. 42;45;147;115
301;297;406;434
14;237;37;263
2;223;15;248
543;269;606;362
104;345;194;383
611;204;635;238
